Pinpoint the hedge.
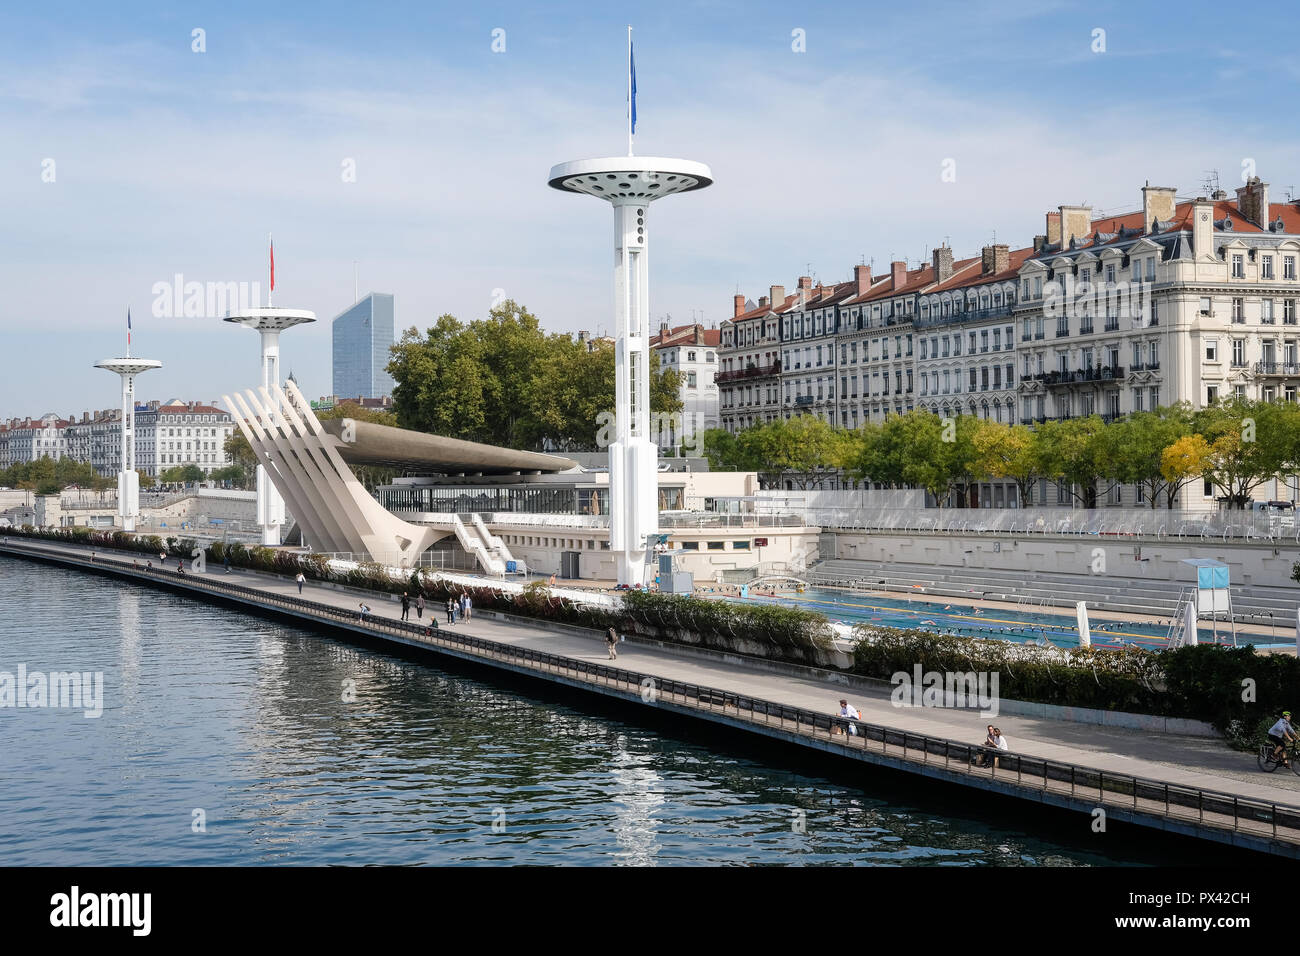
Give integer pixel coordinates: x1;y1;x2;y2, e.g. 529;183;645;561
852;624;1300;742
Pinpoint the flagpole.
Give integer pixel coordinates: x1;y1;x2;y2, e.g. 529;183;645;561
627;25;633;157
268;232;274;307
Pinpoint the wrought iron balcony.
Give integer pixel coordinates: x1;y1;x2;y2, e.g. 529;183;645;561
1257;361;1300;376
715;360;781;383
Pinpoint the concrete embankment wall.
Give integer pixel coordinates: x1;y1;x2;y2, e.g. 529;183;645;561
832;531;1299;589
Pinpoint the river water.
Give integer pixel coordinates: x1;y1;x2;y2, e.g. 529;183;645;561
0;558;1146;866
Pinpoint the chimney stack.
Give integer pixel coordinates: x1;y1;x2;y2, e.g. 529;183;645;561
733;294;745;318
1236;176;1270;227
981;244;1010;275
1045;211;1062;245
1141;183;1177;231
854;264;871;295
659;320;670;336
890;260;908;290
759;295;769;309
1032;234;1047;252
932;245;954;283
797;276;813;290
770;284;785;308
1059;205;1092;248
1192;197;1216;258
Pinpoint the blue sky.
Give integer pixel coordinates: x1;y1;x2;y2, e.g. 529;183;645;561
3;0;1298;414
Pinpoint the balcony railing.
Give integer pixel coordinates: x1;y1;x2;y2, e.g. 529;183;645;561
715;361;781;384
1034;366;1125;387
793;395;815;406
1257;361;1300;376
1130;361;1161;372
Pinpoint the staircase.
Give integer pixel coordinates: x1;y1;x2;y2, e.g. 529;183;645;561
448;514;515;575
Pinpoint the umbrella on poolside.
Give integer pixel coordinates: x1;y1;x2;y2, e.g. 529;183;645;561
1076;601;1091;648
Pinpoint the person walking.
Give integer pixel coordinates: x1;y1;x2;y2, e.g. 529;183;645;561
223;554;231;574
416;594;425;619
446;598;455;625
400;592;411;622
606;626;619;660
464;594;472;621
296;572;305;594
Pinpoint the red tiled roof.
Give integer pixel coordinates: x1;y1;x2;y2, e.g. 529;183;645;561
650;324;722;348
930;247;1036;291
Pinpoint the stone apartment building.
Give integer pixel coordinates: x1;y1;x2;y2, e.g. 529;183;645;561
134;400;235;477
649;322;721;452
720;174;1300;507
0;413;70;470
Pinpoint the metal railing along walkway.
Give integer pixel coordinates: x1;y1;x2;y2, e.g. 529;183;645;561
5;537;1299;852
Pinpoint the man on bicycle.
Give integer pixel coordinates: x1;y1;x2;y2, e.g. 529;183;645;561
1268;711;1295;767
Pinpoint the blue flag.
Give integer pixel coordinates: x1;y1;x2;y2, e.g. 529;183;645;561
629;42;637;134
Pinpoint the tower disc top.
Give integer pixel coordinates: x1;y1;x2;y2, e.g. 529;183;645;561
223;308;317;330
548;157;712;201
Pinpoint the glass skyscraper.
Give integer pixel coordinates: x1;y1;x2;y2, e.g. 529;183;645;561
332;293;396;399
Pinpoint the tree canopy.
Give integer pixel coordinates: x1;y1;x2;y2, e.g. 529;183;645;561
387;300;681;451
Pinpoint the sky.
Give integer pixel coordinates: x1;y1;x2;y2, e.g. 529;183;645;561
3;0;1299;416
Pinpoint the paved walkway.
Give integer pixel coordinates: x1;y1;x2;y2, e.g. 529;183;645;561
6;537;1300;811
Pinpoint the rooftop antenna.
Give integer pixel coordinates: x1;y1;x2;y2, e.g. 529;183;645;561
1201;170;1220;197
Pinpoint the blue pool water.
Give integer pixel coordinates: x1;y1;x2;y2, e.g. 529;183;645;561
728;587;1181;650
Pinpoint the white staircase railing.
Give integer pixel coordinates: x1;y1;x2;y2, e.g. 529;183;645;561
471;513;515;568
450;514;505;574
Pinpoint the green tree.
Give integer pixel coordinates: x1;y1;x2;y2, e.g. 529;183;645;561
1195;399;1300;508
747;415;850;489
1105;405;1194;509
699;427;761;472
223;432;257;487
388;301;682;450
1034;416;1110;508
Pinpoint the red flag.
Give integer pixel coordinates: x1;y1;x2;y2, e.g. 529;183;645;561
269;236;275;292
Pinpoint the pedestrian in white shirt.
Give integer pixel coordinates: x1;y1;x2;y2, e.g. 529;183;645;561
834;698;860;736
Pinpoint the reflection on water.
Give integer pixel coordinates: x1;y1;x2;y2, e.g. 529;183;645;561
0;559;1138;866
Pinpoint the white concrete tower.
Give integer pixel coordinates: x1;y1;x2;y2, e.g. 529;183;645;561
547;158;712;585
94;355;162;532
223;308;316;545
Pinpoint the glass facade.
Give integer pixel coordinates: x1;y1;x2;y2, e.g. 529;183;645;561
332;293;396;399
381;485;607;515
380;484;686;515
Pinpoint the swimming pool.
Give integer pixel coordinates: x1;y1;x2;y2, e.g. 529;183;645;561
724;586;1182;651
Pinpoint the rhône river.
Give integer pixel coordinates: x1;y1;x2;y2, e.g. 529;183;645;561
0;559;1142;866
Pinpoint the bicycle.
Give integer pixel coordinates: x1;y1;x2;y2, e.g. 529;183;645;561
1257;739;1300;775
